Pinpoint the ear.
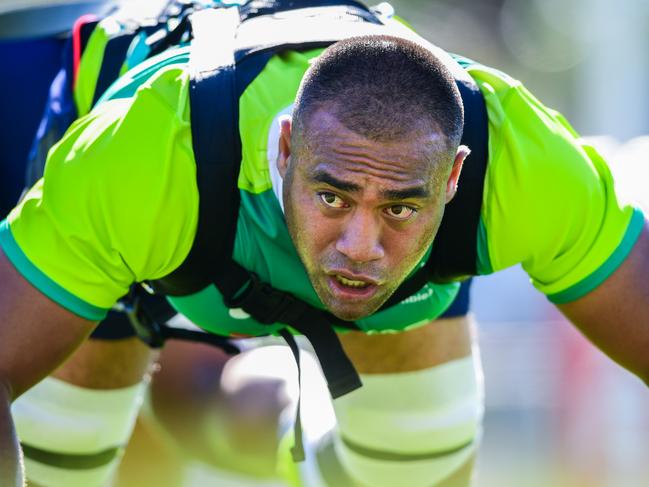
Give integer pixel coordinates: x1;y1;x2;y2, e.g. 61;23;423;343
445;145;470;204
277;116;292;179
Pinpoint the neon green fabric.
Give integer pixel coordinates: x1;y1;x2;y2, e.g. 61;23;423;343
468;64;642;300
97;46;191;105
6;62;198;314
74;17;122;117
2;46;457;331
167;49;460;335
1;41;642;329
0;220;108;321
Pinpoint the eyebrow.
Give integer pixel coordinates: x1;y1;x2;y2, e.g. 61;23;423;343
309;169;431;200
381;186;431;200
309;170;362;193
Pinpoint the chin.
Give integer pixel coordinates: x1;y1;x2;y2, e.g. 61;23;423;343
310;274;387;322
326;299;384;322
329;308;367;322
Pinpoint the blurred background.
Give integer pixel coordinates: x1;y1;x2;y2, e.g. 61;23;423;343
384;0;649;487
386;1;649;486
391;0;649;140
2;0;649;486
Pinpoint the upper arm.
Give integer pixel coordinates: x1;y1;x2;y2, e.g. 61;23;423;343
470;67;649;382
558;222;649;383
473;66;643;303
1;67;198;319
0;248;95;399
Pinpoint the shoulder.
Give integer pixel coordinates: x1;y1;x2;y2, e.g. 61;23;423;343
47;59;193;202
239;48;324;193
6;56;199;311
467;64;642;301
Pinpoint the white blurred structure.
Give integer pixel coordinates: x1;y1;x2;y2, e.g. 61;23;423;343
576;0;649;139
590;135;649;214
0;0;118;38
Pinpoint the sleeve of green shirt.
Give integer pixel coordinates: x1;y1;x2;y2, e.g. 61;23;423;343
0;65;199;320
471;65;643;303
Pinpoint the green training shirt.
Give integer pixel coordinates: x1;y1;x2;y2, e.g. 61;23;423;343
0;45;642;336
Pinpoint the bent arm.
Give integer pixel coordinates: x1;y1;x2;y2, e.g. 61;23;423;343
559;222;649;385
0;248;96;484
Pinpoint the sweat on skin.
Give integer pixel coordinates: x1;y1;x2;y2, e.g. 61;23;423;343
277;108;468;321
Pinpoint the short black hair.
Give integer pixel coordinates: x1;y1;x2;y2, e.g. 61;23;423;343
292;35;464;149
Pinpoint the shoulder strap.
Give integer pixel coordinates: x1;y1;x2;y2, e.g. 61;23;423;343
156;6;243;297
152;2;489;306
180;9;363;462
426;64;488;281
374;70;488;309
182;5;364;401
91;30;143;106
151;1;383;295
149;2;488;397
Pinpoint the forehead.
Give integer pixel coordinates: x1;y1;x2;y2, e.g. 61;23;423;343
297;110;446;188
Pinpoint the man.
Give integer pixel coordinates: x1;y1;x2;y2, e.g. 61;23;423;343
1;6;649;487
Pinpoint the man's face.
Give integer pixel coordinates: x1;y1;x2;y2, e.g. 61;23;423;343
278;110;463;321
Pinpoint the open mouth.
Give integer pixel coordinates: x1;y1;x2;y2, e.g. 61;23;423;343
327;273;379;300
335;274;371;289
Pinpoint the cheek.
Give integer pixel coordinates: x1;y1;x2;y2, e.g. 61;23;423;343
288;192;334;254
385;216;438;267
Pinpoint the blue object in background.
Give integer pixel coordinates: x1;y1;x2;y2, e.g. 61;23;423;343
0;1;116;218
0;36;66;217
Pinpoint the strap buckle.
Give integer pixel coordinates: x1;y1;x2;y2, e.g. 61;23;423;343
122;288;166;348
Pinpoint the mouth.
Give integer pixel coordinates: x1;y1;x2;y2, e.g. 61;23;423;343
326;271;380;300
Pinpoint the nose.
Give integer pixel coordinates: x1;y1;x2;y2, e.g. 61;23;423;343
335;209;385;263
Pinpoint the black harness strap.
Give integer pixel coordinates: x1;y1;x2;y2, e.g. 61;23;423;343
426;70;489;281
172;6;243;298
119;285;241;354
186;7;363;460
188;5;364;395
153;4;370;400
92;32;139;106
376;70;489;295
221;261;361;398
151;1;488;404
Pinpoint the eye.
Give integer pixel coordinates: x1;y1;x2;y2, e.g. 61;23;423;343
384;205;416;220
319;192;348;209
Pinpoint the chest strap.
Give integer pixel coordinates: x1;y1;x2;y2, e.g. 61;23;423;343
147;2;489;461
151;0;488;395
151;0;488;389
188;5;363;461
